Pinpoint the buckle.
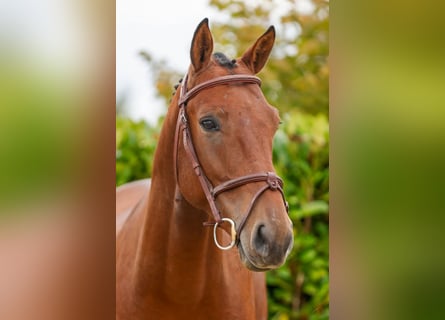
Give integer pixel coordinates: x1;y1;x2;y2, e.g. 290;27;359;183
266;172;279;190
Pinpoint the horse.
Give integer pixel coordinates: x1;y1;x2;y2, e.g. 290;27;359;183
116;18;294;320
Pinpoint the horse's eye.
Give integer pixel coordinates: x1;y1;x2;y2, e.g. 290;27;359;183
199;117;220;131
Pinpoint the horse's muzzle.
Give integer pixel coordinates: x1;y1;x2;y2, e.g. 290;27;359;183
238;221;293;271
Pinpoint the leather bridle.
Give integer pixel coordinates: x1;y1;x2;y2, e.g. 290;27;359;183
173;73;289;250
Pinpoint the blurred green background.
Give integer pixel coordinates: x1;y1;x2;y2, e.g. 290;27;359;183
116;1;329;319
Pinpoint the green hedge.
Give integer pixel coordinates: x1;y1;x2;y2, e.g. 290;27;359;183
268;111;329;320
116;110;329;319
116;117;161;186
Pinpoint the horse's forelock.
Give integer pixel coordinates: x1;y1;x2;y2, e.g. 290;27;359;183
213;52;237;69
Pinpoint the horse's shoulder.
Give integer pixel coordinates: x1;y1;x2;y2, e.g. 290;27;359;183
116;179;151;234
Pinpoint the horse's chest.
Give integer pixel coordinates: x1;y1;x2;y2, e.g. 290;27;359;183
143;295;257;320
134;273;264;320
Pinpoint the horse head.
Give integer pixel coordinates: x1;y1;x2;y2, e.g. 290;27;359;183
176;18;293;271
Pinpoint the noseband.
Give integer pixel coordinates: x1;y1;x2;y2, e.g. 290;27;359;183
174;73;289;250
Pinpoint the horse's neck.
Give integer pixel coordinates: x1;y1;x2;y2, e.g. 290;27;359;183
133;187;217;299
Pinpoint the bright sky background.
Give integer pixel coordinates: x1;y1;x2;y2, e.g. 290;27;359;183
117;0;222;124
117;0;315;124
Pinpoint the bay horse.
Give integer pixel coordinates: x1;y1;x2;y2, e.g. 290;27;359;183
116;18;293;319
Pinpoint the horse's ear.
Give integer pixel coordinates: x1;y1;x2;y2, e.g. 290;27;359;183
190;18;214;73
241;26;275;74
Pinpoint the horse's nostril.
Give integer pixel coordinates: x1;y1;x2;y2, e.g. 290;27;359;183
253;224;269;257
251;223;293;265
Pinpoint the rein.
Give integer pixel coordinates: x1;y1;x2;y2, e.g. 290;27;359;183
173;73;289;250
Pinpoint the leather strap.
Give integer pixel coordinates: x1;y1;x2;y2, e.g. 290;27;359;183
181;114;221;222
178;74;261;106
212;172;283;198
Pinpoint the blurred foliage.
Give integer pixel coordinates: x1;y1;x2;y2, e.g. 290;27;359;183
117;0;329;319
138;0;328;116
209;0;329;115
0;53;81;216
269;111;329;320
139;51;183;103
116;117;162;186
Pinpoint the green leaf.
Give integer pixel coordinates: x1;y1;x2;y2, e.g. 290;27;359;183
296;200;329;218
